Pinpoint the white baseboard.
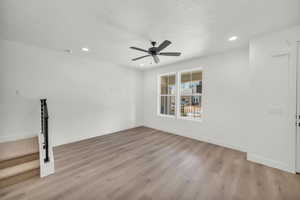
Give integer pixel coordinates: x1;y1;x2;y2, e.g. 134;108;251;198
194;134;246;153
0;133;37;143
53;125;142;147
247;153;295;173
144;125;246;153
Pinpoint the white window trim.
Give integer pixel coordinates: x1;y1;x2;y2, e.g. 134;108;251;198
177;67;203;122
157;68;203;122
157;72;177;118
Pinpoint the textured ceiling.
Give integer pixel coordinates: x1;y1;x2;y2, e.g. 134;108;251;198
0;0;300;69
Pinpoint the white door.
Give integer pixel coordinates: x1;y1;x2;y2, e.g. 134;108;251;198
297;41;300;173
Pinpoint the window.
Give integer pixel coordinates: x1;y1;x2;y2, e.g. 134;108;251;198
179;70;203;120
158;68;203;121
158;73;176;116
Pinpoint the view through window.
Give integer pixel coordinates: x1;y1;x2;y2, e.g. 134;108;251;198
159;74;176;116
180;70;202;119
158;69;203;120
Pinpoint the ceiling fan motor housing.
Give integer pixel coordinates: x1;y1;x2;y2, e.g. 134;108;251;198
149;47;157;55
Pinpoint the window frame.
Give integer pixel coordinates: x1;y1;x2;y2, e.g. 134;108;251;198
157;68;203;122
157;72;177;118
177;67;203;121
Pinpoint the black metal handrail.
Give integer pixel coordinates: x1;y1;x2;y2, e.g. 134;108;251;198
41;99;49;162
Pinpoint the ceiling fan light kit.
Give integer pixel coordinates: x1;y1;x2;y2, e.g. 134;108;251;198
130;40;181;64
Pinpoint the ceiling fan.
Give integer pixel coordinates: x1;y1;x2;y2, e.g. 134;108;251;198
130;40;181;64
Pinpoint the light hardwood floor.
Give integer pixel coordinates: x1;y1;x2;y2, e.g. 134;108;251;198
1;127;300;200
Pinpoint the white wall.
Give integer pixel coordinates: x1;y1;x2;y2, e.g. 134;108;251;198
0;40;143;146
143;48;252;152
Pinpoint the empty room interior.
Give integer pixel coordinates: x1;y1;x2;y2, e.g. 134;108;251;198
1;0;300;199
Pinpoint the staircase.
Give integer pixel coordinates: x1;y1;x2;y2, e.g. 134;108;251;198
0;99;55;188
0;137;40;189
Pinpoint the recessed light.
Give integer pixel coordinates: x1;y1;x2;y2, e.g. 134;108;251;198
228;36;238;41
81;47;89;52
140;63;144;67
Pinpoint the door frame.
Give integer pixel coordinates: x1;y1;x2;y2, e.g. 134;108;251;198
296;41;300;173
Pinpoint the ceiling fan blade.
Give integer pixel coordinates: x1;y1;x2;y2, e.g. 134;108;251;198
157;40;171;52
130;46;148;53
159;52;181;56
132;55;150;61
152;55;160;63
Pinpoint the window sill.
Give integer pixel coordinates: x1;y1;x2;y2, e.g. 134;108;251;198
178;117;202;122
157;114;202;122
157;114;176;119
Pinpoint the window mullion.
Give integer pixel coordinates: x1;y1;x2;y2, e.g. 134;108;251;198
176;72;180;119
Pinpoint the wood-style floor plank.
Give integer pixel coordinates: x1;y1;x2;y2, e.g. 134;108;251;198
0;126;300;200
